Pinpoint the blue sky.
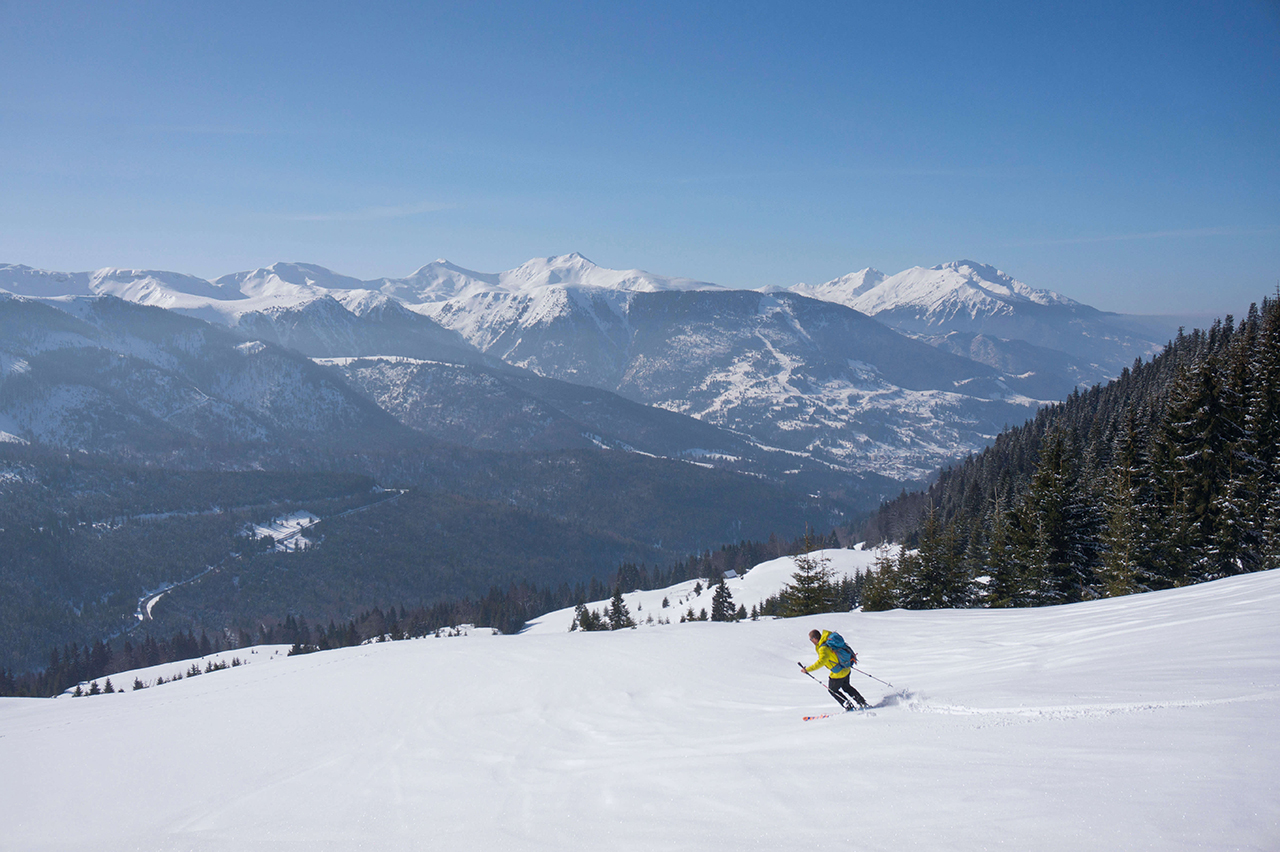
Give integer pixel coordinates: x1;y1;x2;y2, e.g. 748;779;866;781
2;1;1277;315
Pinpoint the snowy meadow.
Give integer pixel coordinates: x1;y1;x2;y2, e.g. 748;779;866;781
2;554;1277;852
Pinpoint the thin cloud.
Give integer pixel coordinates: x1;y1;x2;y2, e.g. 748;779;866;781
279;201;456;222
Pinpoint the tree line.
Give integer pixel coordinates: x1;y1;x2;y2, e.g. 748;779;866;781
0;629;237;698
861;294;1280;610
2;530;842;696
572;531;862;630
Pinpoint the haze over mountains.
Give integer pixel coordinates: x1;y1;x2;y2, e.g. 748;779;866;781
1;254;1167;483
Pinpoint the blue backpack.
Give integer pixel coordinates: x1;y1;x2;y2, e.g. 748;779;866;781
822;631;857;669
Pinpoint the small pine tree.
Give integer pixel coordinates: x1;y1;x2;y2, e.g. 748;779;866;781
1098;457;1142;597
779;547;836;617
710;578;736;622
903;510;973;609
571;603;608;631
607;589;635;630
983;497;1026;607
861;549;905;612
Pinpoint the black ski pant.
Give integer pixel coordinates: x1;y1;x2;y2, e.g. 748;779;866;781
828;673;867;708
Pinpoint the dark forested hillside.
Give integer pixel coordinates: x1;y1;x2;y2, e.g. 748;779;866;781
861;295;1280;609
0;438;846;674
0;446;381;670
0;529;840;698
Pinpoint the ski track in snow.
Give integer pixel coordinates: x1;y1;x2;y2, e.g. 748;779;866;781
900;689;1279;722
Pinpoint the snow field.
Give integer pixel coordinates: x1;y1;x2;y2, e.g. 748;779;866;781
523;547;886;633
1;565;1277;851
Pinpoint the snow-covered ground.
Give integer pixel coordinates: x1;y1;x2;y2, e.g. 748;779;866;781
2;563;1278;851
250;510;320;552
524;547;887;632
59;646;295;694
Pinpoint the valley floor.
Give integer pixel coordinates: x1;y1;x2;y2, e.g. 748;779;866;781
2;565;1277;851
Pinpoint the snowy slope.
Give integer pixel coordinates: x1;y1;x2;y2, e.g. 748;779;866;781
524;548;887;632
0;264;96;297
788;267;887;305
396;252;720;303
791;260;1163;382
0;294;413;451
0;256;1195;479
3;564;1277;851
215;262;368;300
839;259;1081;319
1;255;718;327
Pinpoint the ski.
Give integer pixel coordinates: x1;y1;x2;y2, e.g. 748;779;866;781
803;708;875;720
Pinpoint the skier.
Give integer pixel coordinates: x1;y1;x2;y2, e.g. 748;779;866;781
800;628;869;709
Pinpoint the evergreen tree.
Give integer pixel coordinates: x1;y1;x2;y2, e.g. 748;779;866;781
982;497;1026;607
779;549;837;616
607;588;635;630
1098;417;1145;597
1165;355;1240;580
858;294;1280;609
860;549;904;612
570;603;607;632
710;578;736;622
903;510;973;609
1021;430;1101;603
1245;297;1280;568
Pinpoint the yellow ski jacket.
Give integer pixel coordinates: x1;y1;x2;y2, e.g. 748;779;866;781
804;630;851;678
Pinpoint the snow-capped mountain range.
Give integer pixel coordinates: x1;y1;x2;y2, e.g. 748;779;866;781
0;255;1167;483
0;292;413;453
793;259;1160;379
798;260;1080;318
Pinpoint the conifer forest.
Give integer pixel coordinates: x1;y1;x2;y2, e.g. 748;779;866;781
862;295;1280;610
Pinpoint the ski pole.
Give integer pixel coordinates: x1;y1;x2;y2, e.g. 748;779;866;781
797;663;853;706
849;665;895;689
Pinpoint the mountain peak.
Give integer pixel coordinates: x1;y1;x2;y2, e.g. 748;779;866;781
934;259;1002;278
839;260;1080;318
515;253;597;272
788;268;886;305
214;262;367;300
